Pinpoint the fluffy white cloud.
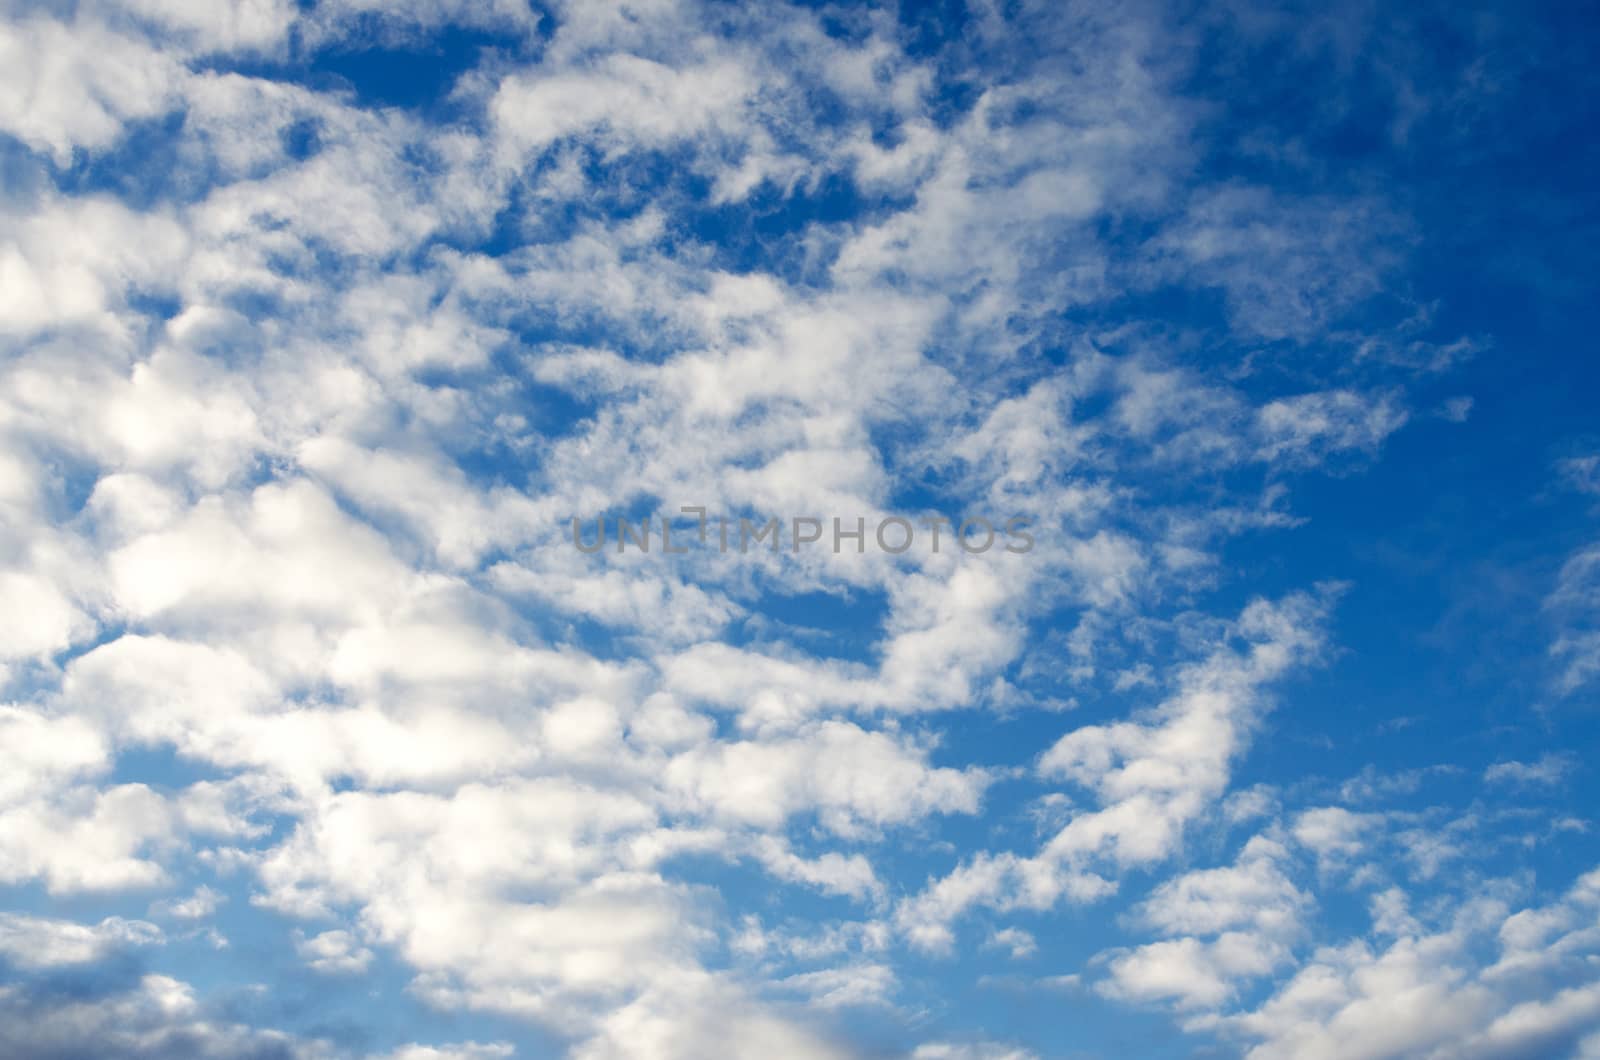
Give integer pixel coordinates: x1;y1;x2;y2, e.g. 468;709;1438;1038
1099;836;1309;1009
1549;545;1600;695
114;0;297;53
0;783;177;893
0;706;108;802
0;973;318;1059
377;1044;515;1060
0;18;183;164
663;720;986;835
1486;753;1578;787
296;928;374;975
0;912;161;968
1213;868;1600;1059
912;1044;1038;1060
896;593;1330;952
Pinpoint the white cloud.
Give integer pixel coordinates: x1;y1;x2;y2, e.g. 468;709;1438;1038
0;913;161;969
376;1044;515;1060
1036;593;1330;868
1098;835;1308;1009
897;593;1330;951
663;720;987;836
0;783;177;893
296;929;374;975
150;885;225;920
493;55;756;164
0;194;188;337
1254;390;1408;466
1138;836;1309;939
0;17;183;164
777;962;895;1009
986;927;1038;959
0;706;108;803
1549;545;1600;694
1213;868;1600;1059
569;973;856;1060
1485;753;1578;787
1152;186;1402;341
115;0;297;53
912;1043;1038;1060
751;836;883;903
1560;455;1600;496
1292;807;1381;867
0;972;318;1059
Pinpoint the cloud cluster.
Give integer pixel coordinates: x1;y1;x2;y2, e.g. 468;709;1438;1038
0;0;1587;1057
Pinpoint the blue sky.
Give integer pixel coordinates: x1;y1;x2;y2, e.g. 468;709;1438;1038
1;1;1598;1058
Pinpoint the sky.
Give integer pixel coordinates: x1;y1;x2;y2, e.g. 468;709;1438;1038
1;0;1599;1057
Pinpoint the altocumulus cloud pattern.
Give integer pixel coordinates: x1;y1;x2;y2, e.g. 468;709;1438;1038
1;1;1598;1058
